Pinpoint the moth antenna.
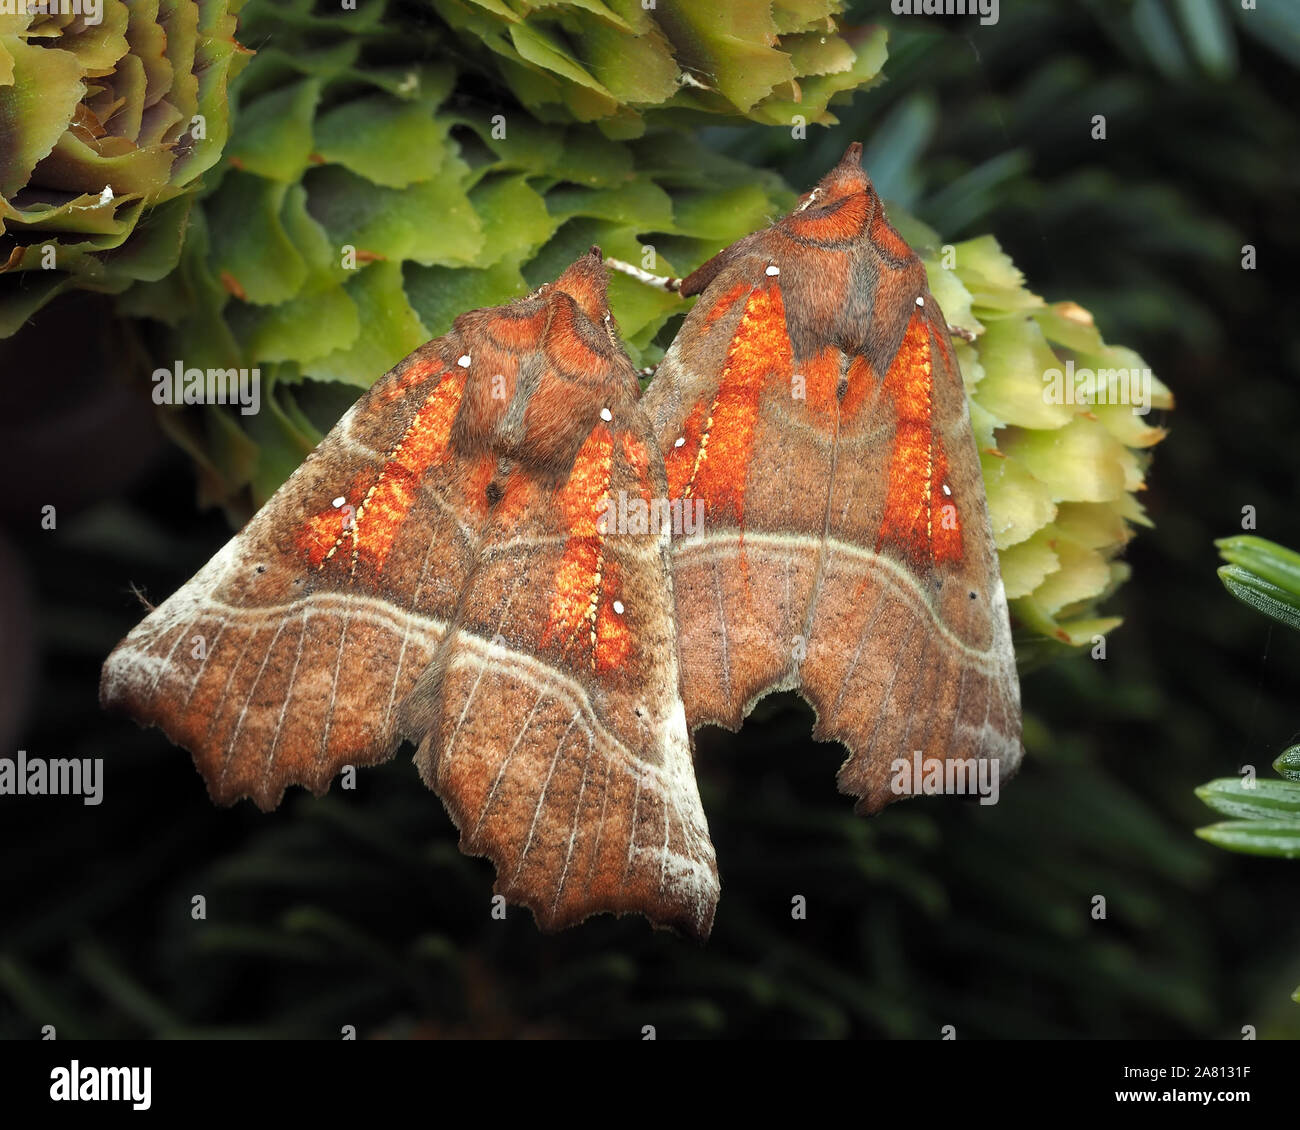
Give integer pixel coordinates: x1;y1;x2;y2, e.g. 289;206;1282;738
128;582;156;613
603;256;682;294
947;323;978;343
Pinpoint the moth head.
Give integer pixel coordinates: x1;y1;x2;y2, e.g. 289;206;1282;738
478;250;638;475
545;245;611;327
535;249;633;385
784;141;877;246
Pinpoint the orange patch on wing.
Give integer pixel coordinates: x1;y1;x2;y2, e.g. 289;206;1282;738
540;426;619;670
594;564;632;674
930;442;963;565
621;432;654;503
876;315;963;566
685;282;793;526
300;511;343;567
357;369;469;569
702;281;749;330
380;356;446;402
664;399;710;502
298;370;467;573
298;473;368;567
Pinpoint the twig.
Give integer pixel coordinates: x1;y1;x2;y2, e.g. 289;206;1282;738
604;257;682;293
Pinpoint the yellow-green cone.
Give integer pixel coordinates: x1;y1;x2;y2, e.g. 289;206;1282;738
0;0;250;334
429;0;887;134
894;213;1173;664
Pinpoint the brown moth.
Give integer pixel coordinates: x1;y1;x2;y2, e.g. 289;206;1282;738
101;250;720;939
641;143;1022;813
102;145;1024;940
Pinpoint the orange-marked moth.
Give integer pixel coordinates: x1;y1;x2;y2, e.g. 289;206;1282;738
642;143;1021;817
102;146;1021;939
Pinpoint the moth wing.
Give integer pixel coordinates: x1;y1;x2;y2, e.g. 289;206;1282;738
642;251;830;729
401;394;719;939
801;297;1022;813
645;144;1022;814
99;334;506;811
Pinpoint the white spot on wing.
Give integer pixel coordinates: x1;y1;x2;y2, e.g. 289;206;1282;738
457;354;471;367
600;407;612;422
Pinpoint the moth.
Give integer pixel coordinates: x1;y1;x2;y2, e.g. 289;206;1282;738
641;143;1022;814
101;145;1021;940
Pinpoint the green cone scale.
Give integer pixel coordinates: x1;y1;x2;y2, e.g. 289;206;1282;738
893;215;1173;664
0;0;249;334
114;0;856;510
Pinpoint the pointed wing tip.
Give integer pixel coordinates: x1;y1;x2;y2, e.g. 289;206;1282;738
668;906;717;945
99;651;342;815
98;641;142;711
432;754;719;940
840;141;864;166
203;768;306;813
834;741;1025;816
520;886;718;943
454;820;720;941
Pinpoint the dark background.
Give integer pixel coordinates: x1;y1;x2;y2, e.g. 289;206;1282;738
2;1;1298;1038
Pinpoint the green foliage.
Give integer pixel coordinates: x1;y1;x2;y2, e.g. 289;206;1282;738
1276;745;1300;783
1196;536;1300;1032
0;0;250;334
1197;537;1300;874
121;0;863;513
1218;536;1300;635
427;0;888;131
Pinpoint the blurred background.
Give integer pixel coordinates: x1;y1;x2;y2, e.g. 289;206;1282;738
2;0;1298;1038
